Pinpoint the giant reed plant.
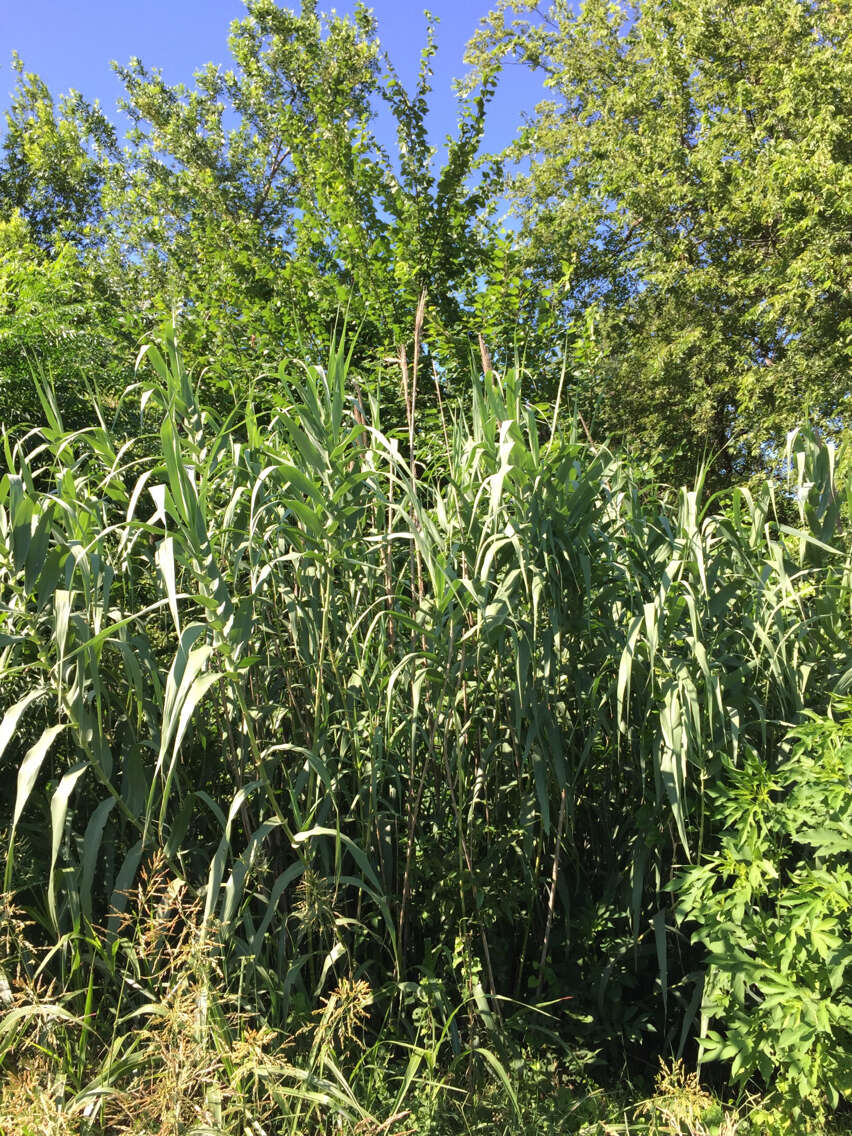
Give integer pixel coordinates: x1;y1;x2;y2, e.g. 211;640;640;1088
0;326;850;1128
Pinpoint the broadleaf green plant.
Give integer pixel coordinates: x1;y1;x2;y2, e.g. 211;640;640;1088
674;703;852;1130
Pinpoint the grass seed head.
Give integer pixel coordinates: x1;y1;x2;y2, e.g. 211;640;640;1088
315;977;373;1052
294;868;337;938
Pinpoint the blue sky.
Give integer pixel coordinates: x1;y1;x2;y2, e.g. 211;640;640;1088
1;0;547;159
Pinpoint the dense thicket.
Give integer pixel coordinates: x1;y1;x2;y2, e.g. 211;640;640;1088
1;0;851;1131
1;335;851;1129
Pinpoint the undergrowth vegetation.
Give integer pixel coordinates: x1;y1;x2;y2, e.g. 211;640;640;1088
0;329;851;1132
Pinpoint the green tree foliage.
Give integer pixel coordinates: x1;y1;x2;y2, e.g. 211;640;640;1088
0;61;137;425
0;55;116;251
101;0;380;375
467;0;852;479
98;0;500;397
0;213;134;428
0;3;504;422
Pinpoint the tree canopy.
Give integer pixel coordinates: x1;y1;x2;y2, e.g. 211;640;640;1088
467;0;852;478
1;0;850;478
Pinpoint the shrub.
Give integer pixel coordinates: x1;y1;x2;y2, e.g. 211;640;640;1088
674;703;852;1130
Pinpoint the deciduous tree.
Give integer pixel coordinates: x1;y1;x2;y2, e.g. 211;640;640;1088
468;0;852;479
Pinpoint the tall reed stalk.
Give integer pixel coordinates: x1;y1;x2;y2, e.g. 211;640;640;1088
0;328;849;1128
